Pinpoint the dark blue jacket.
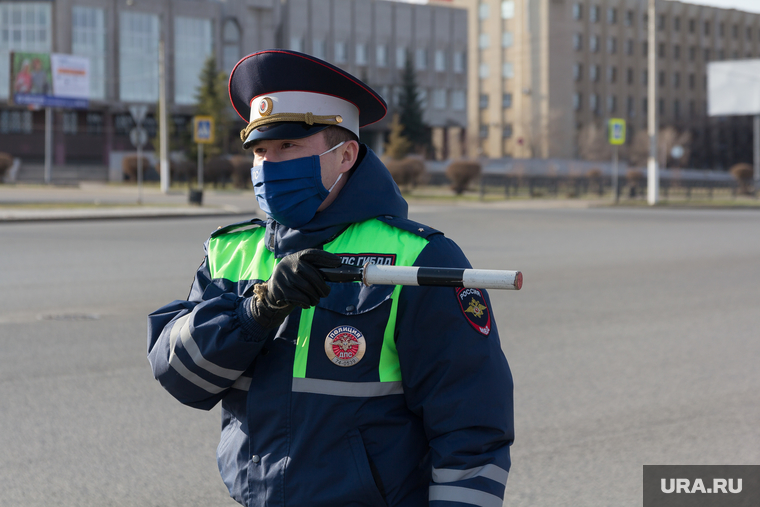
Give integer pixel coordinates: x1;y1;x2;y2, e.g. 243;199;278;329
148;146;514;507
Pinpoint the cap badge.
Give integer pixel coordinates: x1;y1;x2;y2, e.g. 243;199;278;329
324;325;366;367
258;97;273;117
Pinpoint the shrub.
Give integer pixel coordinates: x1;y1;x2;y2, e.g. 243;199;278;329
625;169;644;198
171;160;196;183
730;163;754;195
386;157;426;190
205;156;234;187
122;155;152;182
229;155;252;189
0;152;13;182
446;160;481;195
587;167;604;196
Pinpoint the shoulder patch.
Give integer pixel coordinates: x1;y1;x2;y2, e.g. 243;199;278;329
210;218;266;239
376;216;442;240
455;288;491;336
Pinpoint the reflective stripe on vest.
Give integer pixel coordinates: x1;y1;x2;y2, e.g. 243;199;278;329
207;219;429;396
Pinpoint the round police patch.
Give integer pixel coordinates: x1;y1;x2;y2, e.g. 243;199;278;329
324;325;366;367
456;288;491;336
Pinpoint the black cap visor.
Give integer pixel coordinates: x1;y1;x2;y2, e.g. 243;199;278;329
243;122;330;149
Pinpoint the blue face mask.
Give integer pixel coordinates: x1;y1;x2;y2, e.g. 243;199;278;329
251;142;345;228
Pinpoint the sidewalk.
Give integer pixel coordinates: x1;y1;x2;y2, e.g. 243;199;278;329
0;183;261;222
0;182;612;223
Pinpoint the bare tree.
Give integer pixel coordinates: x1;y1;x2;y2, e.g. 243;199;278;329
628;127;692;168
577;122;611;161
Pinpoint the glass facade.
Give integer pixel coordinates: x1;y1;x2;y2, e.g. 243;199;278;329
119;11;159;102
72;6;106;100
0;2;52;99
175;16;213;105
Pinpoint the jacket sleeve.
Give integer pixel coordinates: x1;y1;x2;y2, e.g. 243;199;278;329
396;235;514;506
147;242;271;410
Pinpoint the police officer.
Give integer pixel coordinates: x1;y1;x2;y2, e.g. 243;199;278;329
148;49;514;507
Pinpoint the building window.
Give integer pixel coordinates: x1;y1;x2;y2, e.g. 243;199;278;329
642;70;648;86
590;35;599;53
479;93;488;109
453;51;465;73
335;41;347;63
642;41;648;57
501;1;515;19
674;72;680;88
625;10;634;26
573;34;583;51
0;109;33;133
119;11;159;102
626;39;634;55
222;19;241;74
674;99;680;119
415;48;427;70
658;14;666;30
478;2;489;20
704;21;710;36
627;67;633;84
590;93;599;114
86;112;103;134
674;17;681;31
689;46;696;61
62;111;78;134
502;32;513;48
0;2;53;100
689;73;695;89
704;48;711;61
573;3;583;20
747;26;753;41
627;96;635;118
451;90;465;111
72;6;106;101
433;88;447;109
689;19;695;33
479;124;488;138
396;47;407;69
503;93;512;108
174;17;213;105
503;124;513;138
659;98;665;115
607;37;617;54
355;43;367;65
418;89;427;109
659;71;665;86
289;36;303;53
607;8;617;24
376;44;387;67
673;45;680;60
502;62;514;78
607;66;617;83
658;43;666;58
573;93;582;111
732;24;738;39
573;63;583;81
434;50;446;72
607;95;617;113
719;23;725;37
312;39;326;60
479;63;489;79
590;65;599;82
479;33;489;50
590;5;599;23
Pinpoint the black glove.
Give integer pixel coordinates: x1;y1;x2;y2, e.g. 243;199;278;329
250;249;342;329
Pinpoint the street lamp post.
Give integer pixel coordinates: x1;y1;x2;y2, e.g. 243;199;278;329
647;0;659;205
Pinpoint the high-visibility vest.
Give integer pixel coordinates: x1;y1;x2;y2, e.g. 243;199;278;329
206;218;429;390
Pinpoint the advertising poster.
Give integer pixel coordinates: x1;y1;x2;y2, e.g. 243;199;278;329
10;51;90;109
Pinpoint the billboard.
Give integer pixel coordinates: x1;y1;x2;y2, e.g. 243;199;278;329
707;59;760;117
9;52;90;109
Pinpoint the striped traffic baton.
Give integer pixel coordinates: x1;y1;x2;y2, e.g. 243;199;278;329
321;264;522;290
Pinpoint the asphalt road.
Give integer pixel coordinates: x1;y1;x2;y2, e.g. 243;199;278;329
1;205;758;506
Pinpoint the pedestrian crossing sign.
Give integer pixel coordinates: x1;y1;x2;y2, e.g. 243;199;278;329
194;116;215;144
608;118;626;145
